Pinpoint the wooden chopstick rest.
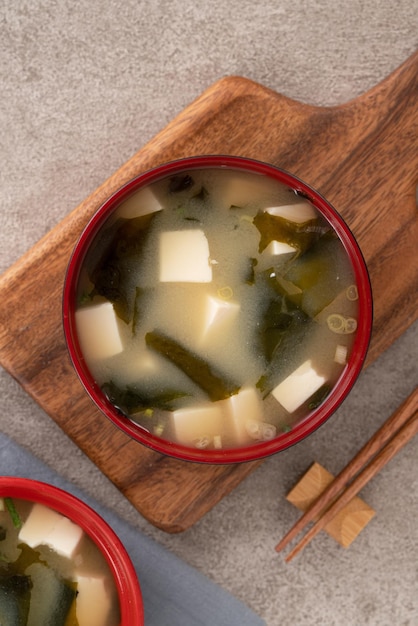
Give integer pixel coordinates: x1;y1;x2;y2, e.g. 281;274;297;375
276;387;418;559
286;462;376;548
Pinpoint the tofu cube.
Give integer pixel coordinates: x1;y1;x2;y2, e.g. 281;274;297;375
225;386;264;444
256;240;297;273
201;295;240;340
19;503;84;559
76;575;112;626
75;302;124;361
271;359;326;413
116;186;163;219
217;173;278;209
159;230;212;283
170;403;224;447
263;240;297;256
266;201;317;223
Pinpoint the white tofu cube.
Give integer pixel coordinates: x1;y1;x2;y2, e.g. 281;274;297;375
159;230;212;283
75;302;124;361
201;295;240;340
266;201;317;223
19;503;84;559
263;240;297;256
225;386;264;444
76;575;112;626
217;173;278;209
271;359;326;413
256;241;297;272
116;186;163;219
170;403;224;447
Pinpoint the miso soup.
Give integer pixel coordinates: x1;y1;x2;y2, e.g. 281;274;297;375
0;496;120;625
74;167;360;451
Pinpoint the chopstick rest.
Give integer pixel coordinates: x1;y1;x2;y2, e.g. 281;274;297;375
276;386;418;562
286;462;375;548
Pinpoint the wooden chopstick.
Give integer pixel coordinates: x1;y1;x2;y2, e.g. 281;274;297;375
276;385;418;559
284;406;418;561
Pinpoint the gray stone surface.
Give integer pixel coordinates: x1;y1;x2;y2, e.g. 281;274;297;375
1;1;417;624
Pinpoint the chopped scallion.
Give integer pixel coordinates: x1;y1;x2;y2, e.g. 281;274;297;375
4;498;22;529
217;286;233;300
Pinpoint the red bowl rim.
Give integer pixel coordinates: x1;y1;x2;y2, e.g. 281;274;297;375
0;476;144;625
63;155;373;464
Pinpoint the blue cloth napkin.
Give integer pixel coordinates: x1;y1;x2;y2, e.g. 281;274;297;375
0;433;265;626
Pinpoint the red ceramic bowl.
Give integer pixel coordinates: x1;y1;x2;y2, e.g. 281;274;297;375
63;156;372;464
0;477;144;625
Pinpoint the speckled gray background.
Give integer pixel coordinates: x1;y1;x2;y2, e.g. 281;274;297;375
1;2;418;624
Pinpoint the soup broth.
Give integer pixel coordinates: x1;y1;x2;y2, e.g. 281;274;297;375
0;497;120;625
75;168;359;450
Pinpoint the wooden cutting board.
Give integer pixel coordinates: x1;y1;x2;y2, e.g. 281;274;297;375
0;52;417;533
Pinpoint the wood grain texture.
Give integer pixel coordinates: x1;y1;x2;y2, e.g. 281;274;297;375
286;463;375;548
0;51;417;532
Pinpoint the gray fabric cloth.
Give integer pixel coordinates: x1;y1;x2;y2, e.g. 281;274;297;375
0;433;265;626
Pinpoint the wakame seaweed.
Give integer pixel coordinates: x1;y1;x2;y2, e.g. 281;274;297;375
252;210;326;255
308;384;332;410
87;215;157;323
169;174;194;193
244;257;258;285
256;308;313;396
254;267;311;363
145;330;241;401
0;542;77;626
0;573;32;625
102;380;189;415
284;230;354;317
257;293;311;362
